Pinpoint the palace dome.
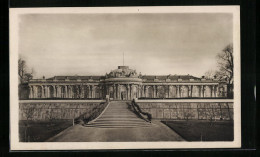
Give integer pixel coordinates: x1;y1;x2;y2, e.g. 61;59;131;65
105;66;142;83
106;66;139;78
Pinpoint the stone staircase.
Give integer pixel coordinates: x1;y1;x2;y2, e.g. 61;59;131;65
84;101;154;128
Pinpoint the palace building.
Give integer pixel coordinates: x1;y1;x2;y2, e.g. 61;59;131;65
23;66;228;100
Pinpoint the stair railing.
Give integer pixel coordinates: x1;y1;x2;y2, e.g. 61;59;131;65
131;99;152;122
75;102;109;125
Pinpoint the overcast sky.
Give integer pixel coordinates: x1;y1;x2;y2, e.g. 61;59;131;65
19;13;233;79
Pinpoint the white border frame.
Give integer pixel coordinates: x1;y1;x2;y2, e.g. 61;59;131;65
10;6;241;150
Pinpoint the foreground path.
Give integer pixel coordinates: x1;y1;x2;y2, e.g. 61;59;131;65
47;101;184;142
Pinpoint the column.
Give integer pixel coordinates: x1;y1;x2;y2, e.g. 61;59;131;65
153;85;156;98
188;85;191;98
89;85;92;98
201;85;205;98
53;85;56;98
34;86;38;98
67;85;70;98
29;86;32;99
32;86;35;98
64;85;67;98
46;85;49;98
129;84;132;99
57;85;61;98
127;84;130;100
41;85;45;98
179;85;183;98
155;86;158;98
81;85;84;98
212;85;215;97
92;85;95;98
58;85;61;98
68;85;71;98
118;85;121;100
112;84;115;99
142;85;146;98
167;85;170;98
169;85;172;98
216;85;219;97
176;85;180;98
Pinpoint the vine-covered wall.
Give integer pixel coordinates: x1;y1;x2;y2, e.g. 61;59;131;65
19;101;105;120
137;102;233;120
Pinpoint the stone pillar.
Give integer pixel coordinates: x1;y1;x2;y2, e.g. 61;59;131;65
176;85;180;98
215;85;219;97
188;85;191;98
89;85;92;98
224;85;228;97
168;85;172;98
45;86;48;98
155;86;158;98
53;85;56;98
32;86;35;98
67;85;70;98
82;85;85;98
212;85;215;97
58;85;61;98
56;85;60;98
112;84;115;99
167;85;170;98
129;84;132;99
34;86;38;98
201;85;205;98
29;86;32;99
118;85;121;100
68;85;71;98
127;84;130;100
139;85;141;98
179;85;183;98
41;85;45;98
153;85;156;98
143;86;146;98
64;85;67;98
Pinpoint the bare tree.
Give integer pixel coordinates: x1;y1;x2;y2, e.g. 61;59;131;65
18;58;34;84
216;44;234;84
204;70;217;79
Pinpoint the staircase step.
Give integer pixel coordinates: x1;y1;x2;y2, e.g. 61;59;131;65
85;101;152;128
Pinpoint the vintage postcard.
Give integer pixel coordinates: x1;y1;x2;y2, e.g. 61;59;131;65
10;6;241;150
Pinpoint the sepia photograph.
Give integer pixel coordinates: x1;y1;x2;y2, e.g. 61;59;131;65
9;6;241;150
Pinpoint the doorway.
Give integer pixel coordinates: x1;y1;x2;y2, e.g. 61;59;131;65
121;91;127;100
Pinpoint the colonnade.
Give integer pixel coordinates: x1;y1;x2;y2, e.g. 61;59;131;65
28;83;227;99
28;84;103;99
141;84;225;98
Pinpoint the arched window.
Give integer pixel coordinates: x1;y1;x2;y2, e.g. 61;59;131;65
147;86;153;98
95;87;100;99
157;86;166;98
49;86;54;98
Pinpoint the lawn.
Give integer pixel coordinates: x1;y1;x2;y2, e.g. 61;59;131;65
162;120;233;141
19;119;73;142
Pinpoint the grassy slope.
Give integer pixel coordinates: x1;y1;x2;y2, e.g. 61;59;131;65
19;120;72;142
162;120;234;141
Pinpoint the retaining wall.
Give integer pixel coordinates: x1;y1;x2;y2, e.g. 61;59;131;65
135;99;233;120
19;100;106;120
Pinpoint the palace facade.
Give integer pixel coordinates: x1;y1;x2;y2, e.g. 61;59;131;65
23;66;228;100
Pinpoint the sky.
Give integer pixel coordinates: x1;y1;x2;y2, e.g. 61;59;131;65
18;13;233;79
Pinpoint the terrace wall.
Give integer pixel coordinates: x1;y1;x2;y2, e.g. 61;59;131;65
19;100;106;120
136;99;233;120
